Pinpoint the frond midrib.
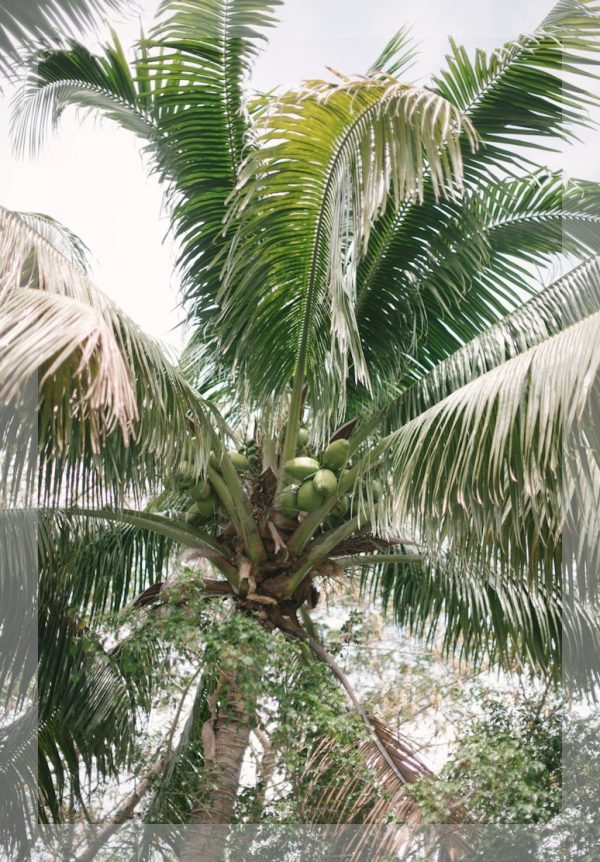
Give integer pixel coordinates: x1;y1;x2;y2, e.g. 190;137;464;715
221;0;242;179
294;90;407;377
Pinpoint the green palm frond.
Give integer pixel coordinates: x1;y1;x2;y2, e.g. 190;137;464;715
38;602;141;820
377;254;600;431
366;26;419;79
434;0;600;164
356;170;600;386
220;78;475;439
369;556;563;678
142;0;282;325
356;0;600;382
367;312;600;594
0;510;37;707
0;0;129;81
0;205;218;506
36;516;170;821
38;509;175;621
10;34;157;158
12;2;282;347
368;554;600;692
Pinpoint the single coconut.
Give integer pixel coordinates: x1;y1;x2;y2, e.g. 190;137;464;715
278;486;299;518
297;426;309;447
313;468;338;497
189;480;213;501
283;456;320;481
322;439;350;471
186;500;213;524
297;480;324;512
229;451;250;472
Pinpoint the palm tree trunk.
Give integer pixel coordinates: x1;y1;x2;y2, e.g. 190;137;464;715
178;666;259;862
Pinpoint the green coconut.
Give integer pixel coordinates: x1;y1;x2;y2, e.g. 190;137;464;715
313;468;338;497
186;499;214;524
189;480;213;501
297;480;324;512
277;486;299;518
193;496;218;517
322;439;350;471
297;426;309;447
283;456;320;481
229;451;251;472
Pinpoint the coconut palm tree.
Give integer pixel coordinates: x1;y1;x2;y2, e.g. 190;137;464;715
2;0;600;858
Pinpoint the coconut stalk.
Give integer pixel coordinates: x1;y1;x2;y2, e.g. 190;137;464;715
209;431;266;563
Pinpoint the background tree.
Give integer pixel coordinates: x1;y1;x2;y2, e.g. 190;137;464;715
1;0;600;859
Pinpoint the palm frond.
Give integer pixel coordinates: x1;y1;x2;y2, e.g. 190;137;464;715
0;510;38;707
220;78;475;439
300;715;467;859
141;0;282;327
356;169;600;386
10;35;157;158
37;601;142;821
0;0;129;82
371;555;562;676
367;312;600;595
12;210;93;273
378;253;600;432
0;707;37;858
36;518;171;822
11;2;282;345
356;0;600;382
0;205;218;506
366;26;419;79
38;508;175;621
371;554;600;691
434;0;600;164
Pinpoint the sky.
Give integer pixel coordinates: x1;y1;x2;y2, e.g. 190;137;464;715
1;0;598;351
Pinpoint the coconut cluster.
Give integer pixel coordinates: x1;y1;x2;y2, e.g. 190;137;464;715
277;434;382;527
175;428;382;532
176;439;258;527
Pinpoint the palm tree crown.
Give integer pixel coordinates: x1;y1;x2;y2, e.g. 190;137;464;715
1;0;600;856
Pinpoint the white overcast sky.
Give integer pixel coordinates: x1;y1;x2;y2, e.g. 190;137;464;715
1;0;598;351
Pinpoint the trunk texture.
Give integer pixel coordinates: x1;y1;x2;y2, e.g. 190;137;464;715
178;668;259;862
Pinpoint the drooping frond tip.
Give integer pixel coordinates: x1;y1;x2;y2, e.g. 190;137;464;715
0;205;138;438
0;205;218;507
369;311;600;594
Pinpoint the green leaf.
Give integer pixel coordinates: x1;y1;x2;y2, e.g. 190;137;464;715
220;77;475;440
370;312;600;597
0;205;219;506
10;34;157;158
0;0;130;81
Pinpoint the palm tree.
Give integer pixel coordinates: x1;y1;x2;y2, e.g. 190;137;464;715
2;0;600;858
